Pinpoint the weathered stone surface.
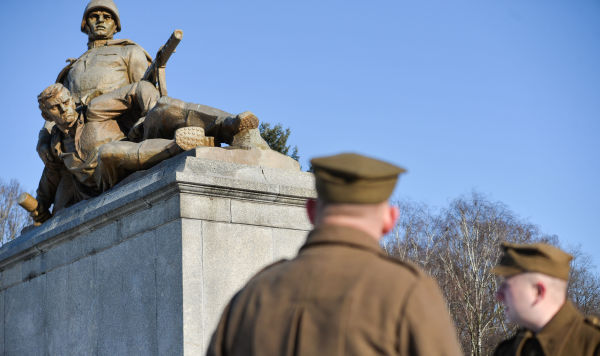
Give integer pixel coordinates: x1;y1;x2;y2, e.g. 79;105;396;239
181;219;204;355
96;231;158;355
4;276;45;355
41;222;118;276
1;261;21;289
156;220;184;356
179;194;230;222
118;193;180;238
231;200;312;230
194;145;300;171
0;151;314;355
45;257;98;355
231;128;271;150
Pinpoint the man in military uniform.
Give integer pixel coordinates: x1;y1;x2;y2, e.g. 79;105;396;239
493;242;600;355
32;81;258;223
207;153;463;356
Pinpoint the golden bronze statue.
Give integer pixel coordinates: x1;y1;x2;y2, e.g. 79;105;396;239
30;0;265;224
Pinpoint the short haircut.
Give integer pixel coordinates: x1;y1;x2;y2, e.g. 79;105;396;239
38;83;67;121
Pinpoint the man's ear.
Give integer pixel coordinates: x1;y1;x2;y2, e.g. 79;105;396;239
534;282;546;304
382;204;399;235
306;198;317;225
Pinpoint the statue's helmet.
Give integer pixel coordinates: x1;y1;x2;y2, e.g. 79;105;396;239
80;0;121;34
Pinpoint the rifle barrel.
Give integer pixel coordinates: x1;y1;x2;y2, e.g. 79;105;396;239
156;30;184;67
142;29;184;82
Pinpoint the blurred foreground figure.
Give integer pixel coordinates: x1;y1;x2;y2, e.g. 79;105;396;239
207;153;462;356
493;243;600;355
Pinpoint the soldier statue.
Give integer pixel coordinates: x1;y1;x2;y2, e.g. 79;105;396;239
37;0;151;167
28;0;265;224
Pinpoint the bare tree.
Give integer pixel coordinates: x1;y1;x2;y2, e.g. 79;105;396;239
436;193;533;356
0;179;32;245
382;200;443;273
568;245;600;317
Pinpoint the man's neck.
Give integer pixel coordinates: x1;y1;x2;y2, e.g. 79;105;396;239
317;216;382;242
87;38;114;49
530;300;566;333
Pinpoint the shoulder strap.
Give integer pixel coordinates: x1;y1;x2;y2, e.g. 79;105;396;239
55;58;77;84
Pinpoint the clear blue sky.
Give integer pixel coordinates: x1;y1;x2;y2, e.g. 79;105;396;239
1;1;598;270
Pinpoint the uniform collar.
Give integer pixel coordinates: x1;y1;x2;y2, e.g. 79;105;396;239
300;224;383;255
534;300;582;355
87;38;126;49
88;39;110;49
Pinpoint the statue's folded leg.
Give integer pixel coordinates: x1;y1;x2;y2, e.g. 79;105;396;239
86;82;159;122
206;111;259;145
142;97;228;140
142;97;258;145
95;139;180;192
53;172;79;213
87;81;161;140
95;125;228;192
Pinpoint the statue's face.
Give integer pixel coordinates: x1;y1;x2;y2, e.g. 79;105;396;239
44;89;78;131
86;10;117;41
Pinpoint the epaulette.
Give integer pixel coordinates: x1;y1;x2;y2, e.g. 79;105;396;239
585;315;600;330
55;58;77;84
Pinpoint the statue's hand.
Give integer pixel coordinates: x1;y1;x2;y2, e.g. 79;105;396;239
36;142;55;165
31;203;52;224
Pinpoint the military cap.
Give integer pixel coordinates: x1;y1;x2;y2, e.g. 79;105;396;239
81;0;122;33
310;153;406;204
492;242;573;280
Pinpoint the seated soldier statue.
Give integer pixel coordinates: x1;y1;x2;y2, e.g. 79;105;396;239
32;81;259;224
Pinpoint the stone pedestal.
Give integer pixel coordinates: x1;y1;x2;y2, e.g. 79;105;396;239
0;148;315;355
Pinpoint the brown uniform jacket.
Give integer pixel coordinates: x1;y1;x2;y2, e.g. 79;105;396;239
207;225;462;356
493;301;600;356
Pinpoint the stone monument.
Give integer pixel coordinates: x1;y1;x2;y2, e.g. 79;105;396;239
0;1;315;355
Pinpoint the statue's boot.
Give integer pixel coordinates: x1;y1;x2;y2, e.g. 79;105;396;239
174;127;215;150
212;111;260;145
